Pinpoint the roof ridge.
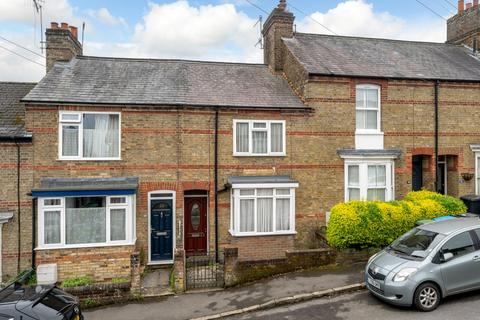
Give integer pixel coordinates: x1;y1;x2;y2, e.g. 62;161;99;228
76;55;267;67
293;32;456;47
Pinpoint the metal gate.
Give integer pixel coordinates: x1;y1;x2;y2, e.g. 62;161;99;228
185;251;224;290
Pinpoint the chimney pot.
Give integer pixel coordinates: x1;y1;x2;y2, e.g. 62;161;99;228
278;0;286;10
459;0;465;13
50;22;58;29
69;26;78;39
61;22;69;29
467;2;472;9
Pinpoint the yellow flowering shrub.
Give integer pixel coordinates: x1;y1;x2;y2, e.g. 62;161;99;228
326;191;467;249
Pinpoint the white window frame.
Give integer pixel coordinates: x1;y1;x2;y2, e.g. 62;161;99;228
233;120;286;156
344;159;394;202
37;194;135;250
229;183;298;237
58;111;122;161
355;84;381;134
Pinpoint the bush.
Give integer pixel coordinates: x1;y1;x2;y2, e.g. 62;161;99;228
326;191;467;249
61;276;92;288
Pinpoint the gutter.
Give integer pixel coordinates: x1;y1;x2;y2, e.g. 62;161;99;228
434;80;440;193
0;135;32;142
308;73;480;84
20;100;313;113
214;108;219;262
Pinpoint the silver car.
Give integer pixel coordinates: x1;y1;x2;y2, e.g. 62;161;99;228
366;217;480;311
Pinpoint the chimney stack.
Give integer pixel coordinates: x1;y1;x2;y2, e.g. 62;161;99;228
459;0;465;13
474;0;479;7
262;0;294;72
466;2;472;9
46;21;83;72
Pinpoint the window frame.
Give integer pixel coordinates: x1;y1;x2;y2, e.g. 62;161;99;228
233;120;286;157
344;159;394;202
37;194;135;249
355;84;381;134
58;111;122;161
229;183;297;237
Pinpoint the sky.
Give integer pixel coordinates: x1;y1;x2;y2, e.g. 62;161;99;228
0;0;455;82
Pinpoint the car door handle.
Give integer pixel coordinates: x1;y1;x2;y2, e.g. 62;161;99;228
473;256;480;262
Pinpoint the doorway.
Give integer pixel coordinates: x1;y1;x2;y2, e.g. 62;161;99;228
412;155;424;191
437;156;447;195
184;191;208;256
148;191;175;264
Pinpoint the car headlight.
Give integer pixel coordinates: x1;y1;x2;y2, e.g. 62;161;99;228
393;268;418;282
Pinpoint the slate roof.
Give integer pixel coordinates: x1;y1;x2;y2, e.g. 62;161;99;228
283;33;480;81
0;82;36;139
227;175;298;185
23;56;307;110
33;177;139;192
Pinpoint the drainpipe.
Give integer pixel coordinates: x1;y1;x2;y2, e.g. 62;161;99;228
214;108;219;262
15;141;21;274
434;80;440;193
31;197;37;270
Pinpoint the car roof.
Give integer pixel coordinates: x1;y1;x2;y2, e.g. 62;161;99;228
419;217;480;235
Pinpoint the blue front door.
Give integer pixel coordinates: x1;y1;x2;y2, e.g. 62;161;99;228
150;199;173;262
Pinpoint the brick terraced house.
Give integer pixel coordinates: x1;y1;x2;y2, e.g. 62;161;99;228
3;0;480;288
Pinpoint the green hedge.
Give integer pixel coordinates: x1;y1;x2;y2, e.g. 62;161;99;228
326;191;467;249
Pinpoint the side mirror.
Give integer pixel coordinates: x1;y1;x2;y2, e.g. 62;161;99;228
442;252;454;262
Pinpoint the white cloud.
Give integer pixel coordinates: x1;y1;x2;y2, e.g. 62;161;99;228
127;1;261;61
88;8;127;27
0;0;80;25
296;0;445;42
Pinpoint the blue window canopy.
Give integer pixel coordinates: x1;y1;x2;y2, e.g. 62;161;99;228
32;177;138;198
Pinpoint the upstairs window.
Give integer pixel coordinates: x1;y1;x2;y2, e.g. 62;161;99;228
356;85;380;132
59;112;120;160
234;120;285;156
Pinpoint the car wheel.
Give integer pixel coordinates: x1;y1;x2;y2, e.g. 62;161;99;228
414;283;441;312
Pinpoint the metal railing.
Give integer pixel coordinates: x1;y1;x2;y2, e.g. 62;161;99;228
185;251;224;290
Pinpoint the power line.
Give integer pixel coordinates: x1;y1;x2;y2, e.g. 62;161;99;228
288;2;339;35
0;35;45;58
415;0;447;21
443;0;457;9
0;44;45;67
244;0;269;15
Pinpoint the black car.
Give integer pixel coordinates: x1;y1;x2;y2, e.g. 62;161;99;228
0;271;82;320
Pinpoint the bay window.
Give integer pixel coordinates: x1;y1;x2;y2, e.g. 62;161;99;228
230;187;296;236
233;120;286;156
38;195;134;249
345;161;393;201
59;111;120;160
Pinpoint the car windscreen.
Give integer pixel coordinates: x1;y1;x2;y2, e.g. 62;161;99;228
389;228;444;258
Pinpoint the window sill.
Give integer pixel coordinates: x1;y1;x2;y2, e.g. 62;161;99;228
229;230;296;237
355;130;384;135
57;158;122;162
233;154;286;157
35;241;136;251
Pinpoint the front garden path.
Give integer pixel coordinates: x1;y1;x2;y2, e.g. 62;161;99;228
84;263;365;320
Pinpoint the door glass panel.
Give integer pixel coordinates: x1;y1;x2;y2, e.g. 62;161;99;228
441;232;475;258
191;203;200;231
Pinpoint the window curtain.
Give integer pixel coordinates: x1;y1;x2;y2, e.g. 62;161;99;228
66;207;106;244
44;210;61;244
367;165;386;201
62;125;78;156
83;114;119;158
271;123;283;153
348;165;360;200
276;198;290;231
257;198;273;232
110;208;126;241
240;199;254;232
236;123;249;153
252;131;267;154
